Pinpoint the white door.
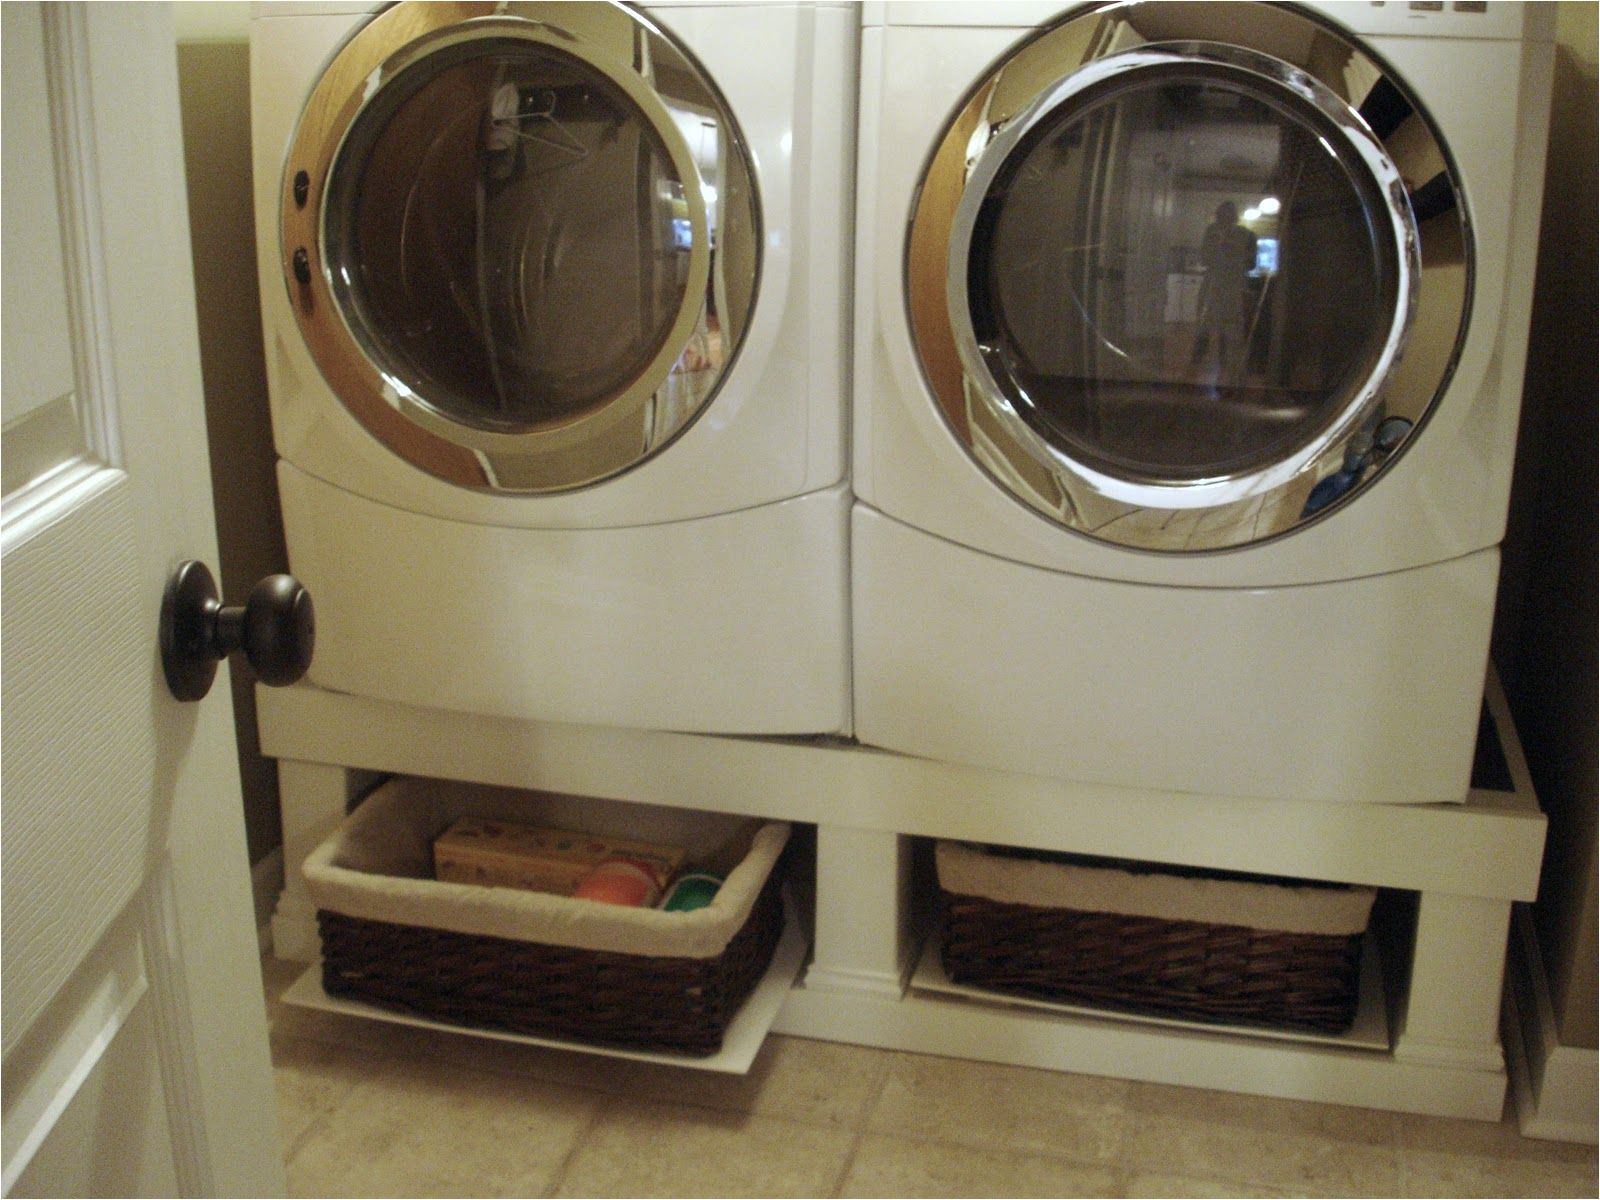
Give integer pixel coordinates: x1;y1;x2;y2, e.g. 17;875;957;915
2;4;283;1195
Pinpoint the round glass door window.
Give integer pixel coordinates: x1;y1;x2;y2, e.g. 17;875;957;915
975;64;1401;486
283;2;759;492
909;3;1471;552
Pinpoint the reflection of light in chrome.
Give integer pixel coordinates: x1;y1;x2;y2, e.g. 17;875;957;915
378;375;406;411
702;184;718;203
1258;196;1281;215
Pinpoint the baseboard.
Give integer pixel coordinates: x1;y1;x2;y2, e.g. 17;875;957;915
801;964;907;999
1503;904;1598;1143
251;847;284;953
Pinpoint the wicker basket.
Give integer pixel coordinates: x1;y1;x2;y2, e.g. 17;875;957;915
936;842;1375;1034
305;778;789;1056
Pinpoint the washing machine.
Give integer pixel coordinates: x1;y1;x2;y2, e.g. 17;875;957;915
250;1;854;734
853;0;1554;802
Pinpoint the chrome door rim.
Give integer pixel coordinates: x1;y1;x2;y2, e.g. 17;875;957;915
906;1;1472;552
282;1;760;493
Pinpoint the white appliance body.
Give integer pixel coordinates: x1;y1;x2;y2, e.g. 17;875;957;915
252;1;854;734
853;0;1554;801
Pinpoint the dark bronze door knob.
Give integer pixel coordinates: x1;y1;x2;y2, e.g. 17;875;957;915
160;560;314;701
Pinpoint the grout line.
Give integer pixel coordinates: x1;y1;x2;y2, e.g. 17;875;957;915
827;1049;896;1196
857;1045;895;1129
273;1044;375;1179
827;1125;869;1199
278;1116;320;1180
1102;1076;1142;1189
544;1085;615;1199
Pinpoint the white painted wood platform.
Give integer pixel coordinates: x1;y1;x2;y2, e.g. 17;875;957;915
259;671;1544;1119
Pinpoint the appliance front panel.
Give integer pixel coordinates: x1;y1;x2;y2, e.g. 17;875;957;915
869;0;1542;38
852;505;1497;804
279;464;852;734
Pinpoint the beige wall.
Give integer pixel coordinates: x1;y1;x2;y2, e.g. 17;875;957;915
176;4;287;865
1495;1;1598;1050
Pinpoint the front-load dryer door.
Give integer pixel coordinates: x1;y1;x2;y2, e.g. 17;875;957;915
280;1;758;493
907;2;1470;552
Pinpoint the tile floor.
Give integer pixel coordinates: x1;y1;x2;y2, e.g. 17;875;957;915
262;955;1596;1198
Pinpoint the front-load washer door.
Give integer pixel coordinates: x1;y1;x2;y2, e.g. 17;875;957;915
907;2;1470;552
281;1;759;493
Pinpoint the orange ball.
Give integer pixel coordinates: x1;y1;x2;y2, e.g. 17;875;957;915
573;859;659;906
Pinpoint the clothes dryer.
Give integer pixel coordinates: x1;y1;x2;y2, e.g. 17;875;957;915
853;1;1553;801
252;1;853;733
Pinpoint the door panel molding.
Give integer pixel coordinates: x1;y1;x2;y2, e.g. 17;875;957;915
138;864;211;1197
0;912;149;1193
2;4;118;541
0;479;153;1056
43;2;120;471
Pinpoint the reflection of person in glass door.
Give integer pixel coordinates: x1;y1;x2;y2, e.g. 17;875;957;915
1190;202;1257;383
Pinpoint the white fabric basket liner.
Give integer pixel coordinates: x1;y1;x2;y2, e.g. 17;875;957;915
305;776;790;960
936;842;1375;937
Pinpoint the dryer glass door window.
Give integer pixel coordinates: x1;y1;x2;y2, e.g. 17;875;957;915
283;3;760;494
971;67;1400;490
323;40;691;435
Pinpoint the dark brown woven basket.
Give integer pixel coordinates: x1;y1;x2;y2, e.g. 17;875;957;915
940;893;1363;1034
319;866;785;1056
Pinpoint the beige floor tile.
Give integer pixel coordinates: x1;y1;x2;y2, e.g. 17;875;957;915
271;1035;390;1156
285;1053;602;1198
1392;1109;1598;1198
263;953;1597;1200
1393;1152;1598;1200
1395;1106;1598;1160
554;1098;857;1198
622;1034;892;1128
403;1025;641;1095
271;998;431;1058
867;1052;1133;1164
840;1132;1121;1199
1122;1082;1401;1197
1121;1171;1296;1197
